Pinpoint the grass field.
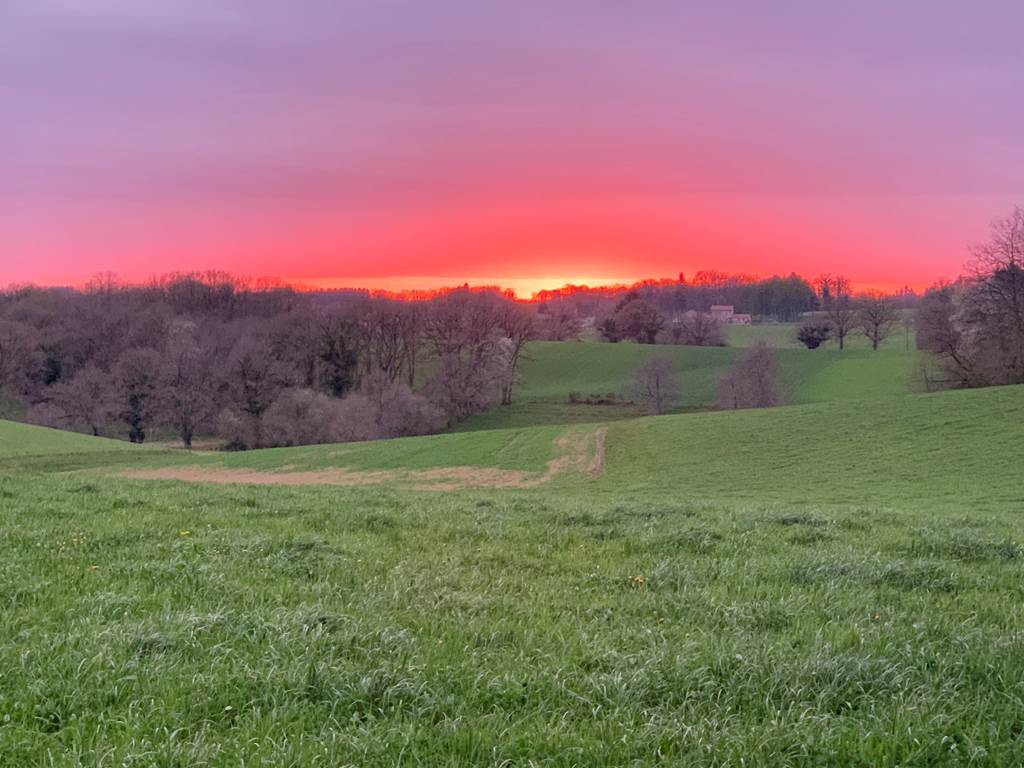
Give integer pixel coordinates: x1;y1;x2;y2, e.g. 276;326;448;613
0;420;132;459
2;385;1023;765
463;329;917;431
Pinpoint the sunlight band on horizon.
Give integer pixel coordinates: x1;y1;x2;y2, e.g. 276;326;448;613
293;275;646;299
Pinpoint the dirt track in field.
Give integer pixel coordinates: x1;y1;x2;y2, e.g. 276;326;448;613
119;426;607;491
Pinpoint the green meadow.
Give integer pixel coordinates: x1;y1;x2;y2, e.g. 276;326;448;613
1;376;1023;765
462;326;917;431
0;420;132;459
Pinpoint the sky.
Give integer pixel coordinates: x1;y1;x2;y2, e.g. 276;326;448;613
2;1;1023;296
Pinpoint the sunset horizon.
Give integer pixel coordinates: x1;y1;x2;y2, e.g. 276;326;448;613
10;267;937;301
5;3;1024;762
5;2;1021;292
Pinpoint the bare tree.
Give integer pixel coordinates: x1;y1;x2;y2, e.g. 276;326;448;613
361;299;411;383
915;282;974;388
313;309;361;397
0;320;38;395
857;294;899;350
397;302;424;388
220;333;295;446
916;210;1024;389
423;290;506;423
665;311;726;346
45;365;117;436
536;300;581;340
627;355;680;414
964;207;1024;380
160;320;216;448
267;308;320;390
113;348;163;443
816;275;856;350
717;342;787;409
426;352;503;425
497;303;537;405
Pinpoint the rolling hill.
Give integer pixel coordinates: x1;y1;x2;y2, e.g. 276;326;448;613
8;383;1015;514
0;419;132;459
461;330;918;431
2;385;1023;764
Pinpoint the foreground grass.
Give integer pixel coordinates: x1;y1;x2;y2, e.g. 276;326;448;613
1;386;1024;763
3;470;1024;766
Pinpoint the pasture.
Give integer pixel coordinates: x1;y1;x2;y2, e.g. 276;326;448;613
1;384;1023;765
462;330;917;431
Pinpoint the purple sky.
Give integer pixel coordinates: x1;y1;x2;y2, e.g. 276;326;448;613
3;0;1023;292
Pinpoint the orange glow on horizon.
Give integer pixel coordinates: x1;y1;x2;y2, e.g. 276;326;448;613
294;275;644;301
291;273;928;301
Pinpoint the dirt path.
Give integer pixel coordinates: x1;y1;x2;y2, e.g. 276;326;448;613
119;426;608;491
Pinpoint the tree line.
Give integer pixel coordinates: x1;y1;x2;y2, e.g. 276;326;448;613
0;274;537;448
1;209;1019;450
535;272;823;322
792;277;910;352
593;276;915;351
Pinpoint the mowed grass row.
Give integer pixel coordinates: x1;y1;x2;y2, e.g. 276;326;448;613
462;329;917;431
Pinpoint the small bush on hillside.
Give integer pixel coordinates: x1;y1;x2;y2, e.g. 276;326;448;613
795;320;833;349
359;371;446;438
567;392;631;405
223;372;449;449
262;389;344;447
216;408;259;451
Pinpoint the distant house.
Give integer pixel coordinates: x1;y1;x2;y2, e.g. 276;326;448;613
709;305;752;325
710;305;734;321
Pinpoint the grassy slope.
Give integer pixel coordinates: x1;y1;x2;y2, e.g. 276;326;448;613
0;420;132;458
597;385;1024;512
212;422;563;472
13;385;1013;514
159;386;1024;513
2;386;1024;764
463;329;916;431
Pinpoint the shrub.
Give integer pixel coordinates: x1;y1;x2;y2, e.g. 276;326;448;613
216;408;259;451
795;320;833;349
262;389;344;447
